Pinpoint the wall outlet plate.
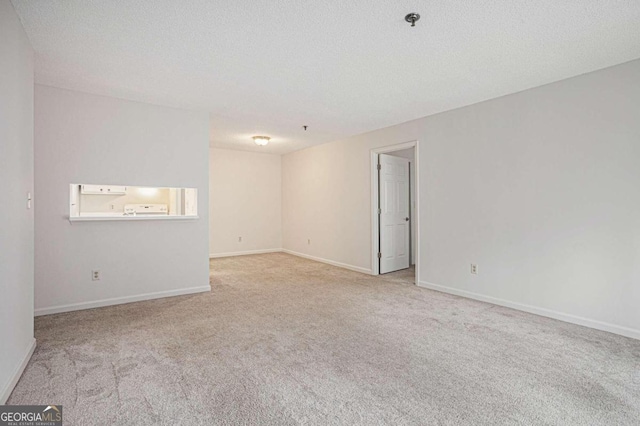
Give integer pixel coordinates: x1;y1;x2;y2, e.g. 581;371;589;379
92;270;101;281
470;264;478;275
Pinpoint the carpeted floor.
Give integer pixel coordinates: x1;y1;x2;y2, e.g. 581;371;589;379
8;253;640;425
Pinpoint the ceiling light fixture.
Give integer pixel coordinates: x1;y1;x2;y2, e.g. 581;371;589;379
253;136;270;146
405;13;420;27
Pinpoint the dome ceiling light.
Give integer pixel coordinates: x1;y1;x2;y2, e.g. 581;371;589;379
253;136;270;146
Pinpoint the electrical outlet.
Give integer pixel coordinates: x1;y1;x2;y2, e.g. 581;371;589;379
238;236;242;242
92;270;101;281
470;264;478;275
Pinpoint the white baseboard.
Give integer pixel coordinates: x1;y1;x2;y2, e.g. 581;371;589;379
282;249;372;275
34;285;211;317
209;248;282;258
418;280;639;341
1;338;36;404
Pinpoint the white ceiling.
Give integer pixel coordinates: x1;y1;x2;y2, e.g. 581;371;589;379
12;0;640;154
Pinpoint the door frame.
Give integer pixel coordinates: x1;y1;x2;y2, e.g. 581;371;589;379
370;140;420;282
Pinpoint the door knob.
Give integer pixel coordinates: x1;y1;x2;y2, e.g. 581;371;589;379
405;217;410;221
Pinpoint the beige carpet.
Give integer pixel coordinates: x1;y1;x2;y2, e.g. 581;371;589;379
8;253;640;425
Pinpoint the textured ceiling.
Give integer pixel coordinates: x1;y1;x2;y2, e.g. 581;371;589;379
12;0;640;154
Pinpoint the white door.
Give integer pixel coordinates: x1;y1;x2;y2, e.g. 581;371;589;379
379;154;410;273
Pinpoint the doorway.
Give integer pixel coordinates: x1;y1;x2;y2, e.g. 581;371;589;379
370;141;420;282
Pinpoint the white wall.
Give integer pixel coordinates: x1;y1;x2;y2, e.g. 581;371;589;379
283;59;640;339
35;85;210;315
0;0;35;403
209;148;281;257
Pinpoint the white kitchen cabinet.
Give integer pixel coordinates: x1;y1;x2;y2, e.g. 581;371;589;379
81;184;127;195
